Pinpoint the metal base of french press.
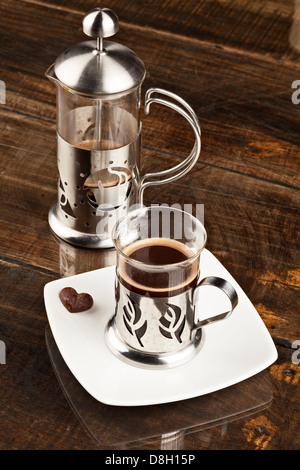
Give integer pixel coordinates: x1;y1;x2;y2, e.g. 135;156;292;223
105;316;204;370
48;203;114;249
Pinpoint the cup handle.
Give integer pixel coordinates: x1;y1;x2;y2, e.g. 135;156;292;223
138;88;201;204
192;276;238;329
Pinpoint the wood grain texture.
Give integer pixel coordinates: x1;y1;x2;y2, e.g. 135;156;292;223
1;0;299;187
21;0;300;64
0;0;299;450
0;260;97;450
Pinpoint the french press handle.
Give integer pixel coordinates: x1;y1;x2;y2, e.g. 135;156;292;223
138;88;201;204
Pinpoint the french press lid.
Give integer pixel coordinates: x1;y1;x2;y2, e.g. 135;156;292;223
53;7;146;95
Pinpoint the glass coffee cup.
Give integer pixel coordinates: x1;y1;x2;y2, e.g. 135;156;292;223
105;206;238;368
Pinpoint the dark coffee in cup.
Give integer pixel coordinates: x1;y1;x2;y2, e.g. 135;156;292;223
118;238;199;297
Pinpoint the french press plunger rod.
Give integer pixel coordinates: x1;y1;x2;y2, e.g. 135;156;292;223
46;7;201;248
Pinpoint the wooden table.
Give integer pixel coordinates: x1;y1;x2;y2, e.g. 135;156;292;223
0;0;299;450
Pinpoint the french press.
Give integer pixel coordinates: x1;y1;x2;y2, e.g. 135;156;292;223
46;7;201;248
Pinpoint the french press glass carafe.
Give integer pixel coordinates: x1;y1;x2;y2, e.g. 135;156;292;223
46;7;201;248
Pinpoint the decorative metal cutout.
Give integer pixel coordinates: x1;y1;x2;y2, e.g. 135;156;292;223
59;179;77;218
123;295;147;347
83;166;132;211
159;303;185;343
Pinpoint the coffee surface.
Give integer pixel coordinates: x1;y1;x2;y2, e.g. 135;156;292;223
118;238;199;297
129;243;189;265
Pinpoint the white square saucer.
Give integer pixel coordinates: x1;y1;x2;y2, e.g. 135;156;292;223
43;249;278;407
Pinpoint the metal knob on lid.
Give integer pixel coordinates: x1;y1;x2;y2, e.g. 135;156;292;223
83;7;119;39
53;7;145;95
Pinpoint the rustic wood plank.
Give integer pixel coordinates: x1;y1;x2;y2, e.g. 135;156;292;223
0;129;298;344
0;259;98;450
0;0;299;189
21;0;300;64
45;326;300;450
0;118;298;261
0;257;298;450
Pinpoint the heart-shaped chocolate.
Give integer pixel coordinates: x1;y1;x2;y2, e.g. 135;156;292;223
59;287;93;313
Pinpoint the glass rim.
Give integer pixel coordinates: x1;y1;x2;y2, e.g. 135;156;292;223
112;205;207;268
